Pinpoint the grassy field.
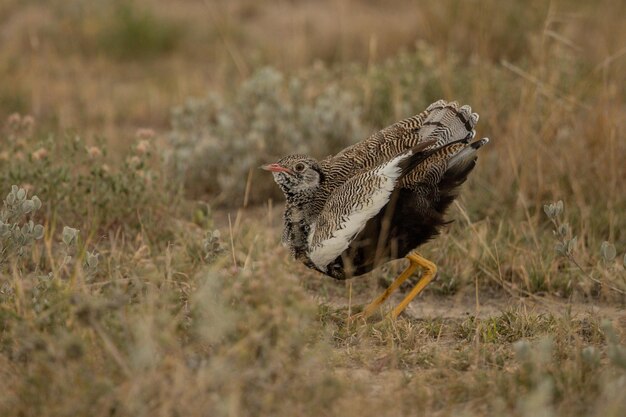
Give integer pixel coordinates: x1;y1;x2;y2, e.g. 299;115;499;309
1;0;625;416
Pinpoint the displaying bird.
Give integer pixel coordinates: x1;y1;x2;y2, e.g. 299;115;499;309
262;100;489;319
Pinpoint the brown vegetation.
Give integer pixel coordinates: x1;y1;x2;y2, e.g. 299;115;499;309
1;0;625;416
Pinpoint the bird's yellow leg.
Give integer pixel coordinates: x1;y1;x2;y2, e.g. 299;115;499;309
350;254;421;321
390;252;437;319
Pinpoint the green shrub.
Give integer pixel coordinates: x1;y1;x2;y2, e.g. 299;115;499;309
97;1;182;60
167;67;367;204
0;185;44;269
0;115;180;237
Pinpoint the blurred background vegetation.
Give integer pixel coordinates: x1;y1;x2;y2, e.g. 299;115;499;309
1;0;621;133
1;0;625;416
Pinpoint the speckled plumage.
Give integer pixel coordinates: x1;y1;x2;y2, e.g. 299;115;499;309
264;100;489;280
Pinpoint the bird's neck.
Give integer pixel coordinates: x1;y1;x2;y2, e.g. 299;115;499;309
285;190;316;216
283;192;318;258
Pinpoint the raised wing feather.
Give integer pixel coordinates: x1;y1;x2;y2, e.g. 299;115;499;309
307;151;413;272
305;101;482;225
310;101;480;222
321;100;478;177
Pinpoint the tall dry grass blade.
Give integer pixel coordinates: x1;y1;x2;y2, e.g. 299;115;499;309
201;0;249;78
90;319;131;378
501;59;590;110
544;30;582;52
228;213;237;271
242;234;258;271
243;167;253;209
594;46;626;72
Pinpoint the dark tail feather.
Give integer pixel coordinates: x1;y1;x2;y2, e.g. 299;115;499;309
439;138;489;193
397;137;472;180
396;139;438;178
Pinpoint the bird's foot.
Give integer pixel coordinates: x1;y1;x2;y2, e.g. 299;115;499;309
347;312;364;323
348;307;385;323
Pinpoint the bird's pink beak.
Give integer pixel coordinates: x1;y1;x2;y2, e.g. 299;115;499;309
261;163;292;174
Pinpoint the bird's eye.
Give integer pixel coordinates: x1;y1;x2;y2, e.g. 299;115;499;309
294;163;305;172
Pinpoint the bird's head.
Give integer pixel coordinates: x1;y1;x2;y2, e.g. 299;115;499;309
262;155;323;197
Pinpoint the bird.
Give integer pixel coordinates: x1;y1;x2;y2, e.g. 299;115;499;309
262;100;489;319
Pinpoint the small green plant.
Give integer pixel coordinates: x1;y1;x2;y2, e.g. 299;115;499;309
57;225;80;272
544;200;625;295
0;185;44;268
600;241;617;264
201;230;224;263
0;185;103;282
512;337;556;417
544;201;576;257
602;320;626;370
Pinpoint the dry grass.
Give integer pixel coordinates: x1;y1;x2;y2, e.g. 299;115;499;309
1;0;626;416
